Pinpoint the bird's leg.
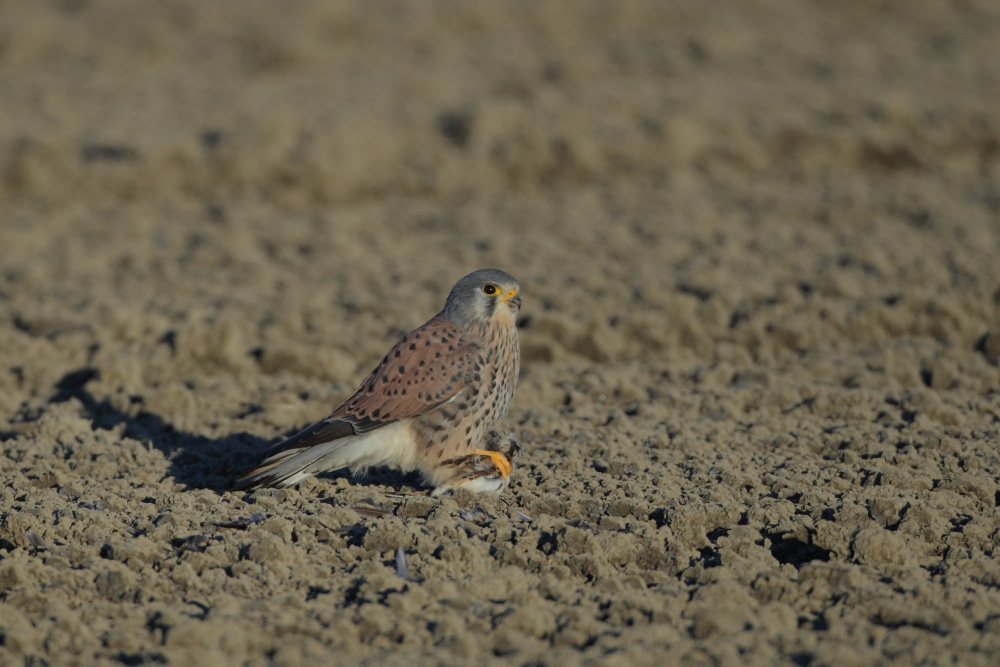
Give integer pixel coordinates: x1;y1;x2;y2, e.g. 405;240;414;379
472;450;511;478
431;432;522;497
475;430;521;478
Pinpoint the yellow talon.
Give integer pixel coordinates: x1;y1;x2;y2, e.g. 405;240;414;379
474;449;511;478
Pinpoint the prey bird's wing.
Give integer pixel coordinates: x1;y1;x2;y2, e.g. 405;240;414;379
249;315;478;461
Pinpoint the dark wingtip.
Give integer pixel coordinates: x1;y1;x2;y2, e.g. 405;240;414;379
232;464;282;491
232;472;262;492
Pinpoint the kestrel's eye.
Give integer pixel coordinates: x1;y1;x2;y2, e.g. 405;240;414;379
482;284;498;295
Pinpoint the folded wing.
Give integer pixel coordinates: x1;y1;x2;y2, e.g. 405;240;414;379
235;315;478;489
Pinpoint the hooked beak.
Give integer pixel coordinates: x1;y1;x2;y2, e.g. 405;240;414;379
505;294;522;310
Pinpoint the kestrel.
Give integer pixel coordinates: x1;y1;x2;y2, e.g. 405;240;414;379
235;268;522;496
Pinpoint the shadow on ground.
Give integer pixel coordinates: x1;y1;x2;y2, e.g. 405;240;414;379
46;367;419;494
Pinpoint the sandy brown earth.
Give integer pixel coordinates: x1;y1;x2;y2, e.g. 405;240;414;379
2;1;1000;665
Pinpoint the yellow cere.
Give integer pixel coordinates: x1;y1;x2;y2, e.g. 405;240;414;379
505;289;517;301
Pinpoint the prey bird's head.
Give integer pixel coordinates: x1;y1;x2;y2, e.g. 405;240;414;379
443;268;521;327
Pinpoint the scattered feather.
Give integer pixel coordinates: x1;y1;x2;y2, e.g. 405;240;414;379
510;508;534;523
212;512;267;530
395;546;409;579
352;502;392;519
26;531;46;548
393;546;424;583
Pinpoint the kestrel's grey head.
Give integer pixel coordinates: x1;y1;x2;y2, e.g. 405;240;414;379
443;268;521;327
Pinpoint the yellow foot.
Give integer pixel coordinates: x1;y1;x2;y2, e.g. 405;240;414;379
473;449;511;478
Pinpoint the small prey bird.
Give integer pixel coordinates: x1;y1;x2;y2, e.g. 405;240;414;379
235;269;522;496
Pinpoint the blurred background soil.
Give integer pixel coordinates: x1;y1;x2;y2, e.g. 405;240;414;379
1;1;999;665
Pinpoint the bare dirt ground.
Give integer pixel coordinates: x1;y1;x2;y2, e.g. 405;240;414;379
2;1;1000;665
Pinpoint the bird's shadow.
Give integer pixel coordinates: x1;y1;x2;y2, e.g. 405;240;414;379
45;367;418;494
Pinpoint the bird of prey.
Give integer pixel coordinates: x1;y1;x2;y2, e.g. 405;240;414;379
235;268;522;497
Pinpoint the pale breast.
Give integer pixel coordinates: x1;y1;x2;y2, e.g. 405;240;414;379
412;320;519;469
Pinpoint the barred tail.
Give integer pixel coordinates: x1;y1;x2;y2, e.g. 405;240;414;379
234;419;357;490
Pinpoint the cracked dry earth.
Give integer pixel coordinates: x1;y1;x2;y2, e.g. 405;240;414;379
2;1;1000;665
